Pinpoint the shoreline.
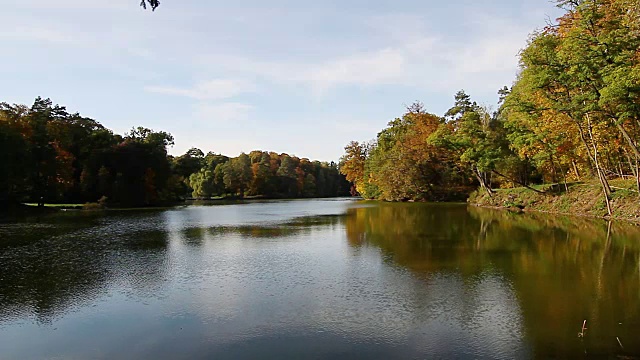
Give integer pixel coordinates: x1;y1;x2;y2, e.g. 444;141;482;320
469;203;640;225
1;196;357;218
467;181;640;225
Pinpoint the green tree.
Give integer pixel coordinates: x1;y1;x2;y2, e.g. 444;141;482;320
173;148;205;179
189;169;216;198
430;92;507;196
302;173;317;198
277;154;298;197
223;153;252;198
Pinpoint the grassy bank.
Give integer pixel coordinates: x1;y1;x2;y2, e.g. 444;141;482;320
24;203;85;209
468;179;640;223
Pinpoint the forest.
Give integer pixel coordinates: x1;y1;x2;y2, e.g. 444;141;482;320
0;97;349;209
339;0;640;214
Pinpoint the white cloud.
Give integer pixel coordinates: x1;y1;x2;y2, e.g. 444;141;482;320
452;38;522;74
193;102;253;124
303;48;407;96
364;14;428;41
7;0;132;11
193;26;524;99
195;38;437;97
145;79;256;100
0;26;78;44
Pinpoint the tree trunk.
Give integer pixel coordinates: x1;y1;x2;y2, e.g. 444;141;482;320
560;163;569;193
586;113;612;216
474;167;493;197
623;146;637;180
491;170;546;194
572;160;581;180
576;121;597;177
614;120;640;159
636;155;640;199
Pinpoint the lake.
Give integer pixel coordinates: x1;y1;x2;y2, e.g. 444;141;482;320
1;199;639;359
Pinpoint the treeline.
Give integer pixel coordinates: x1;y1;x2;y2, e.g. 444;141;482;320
186;151;350;199
340;0;640;210
339;97;507;202
0;97;349;208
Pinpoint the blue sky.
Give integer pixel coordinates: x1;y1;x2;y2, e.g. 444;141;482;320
1;0;562;162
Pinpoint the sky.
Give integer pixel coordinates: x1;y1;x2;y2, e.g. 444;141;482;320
0;0;563;162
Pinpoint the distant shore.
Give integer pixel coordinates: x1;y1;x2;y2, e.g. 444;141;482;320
1;195;358;220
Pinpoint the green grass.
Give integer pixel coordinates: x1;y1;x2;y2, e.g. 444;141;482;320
24;203;83;208
470;178;640;222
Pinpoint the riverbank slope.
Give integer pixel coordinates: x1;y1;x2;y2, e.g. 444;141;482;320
468;180;640;223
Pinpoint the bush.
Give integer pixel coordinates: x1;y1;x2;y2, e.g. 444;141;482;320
84;197;108;210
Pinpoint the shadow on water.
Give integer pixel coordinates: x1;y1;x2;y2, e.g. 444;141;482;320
345;202;640;358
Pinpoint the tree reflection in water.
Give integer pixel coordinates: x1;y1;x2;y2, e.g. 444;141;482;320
345;202;640;358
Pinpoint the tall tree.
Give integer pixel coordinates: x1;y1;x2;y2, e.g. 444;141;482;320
339;141;369;196
223;153;252;198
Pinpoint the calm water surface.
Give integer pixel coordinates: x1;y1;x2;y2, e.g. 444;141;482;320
1;199;639;359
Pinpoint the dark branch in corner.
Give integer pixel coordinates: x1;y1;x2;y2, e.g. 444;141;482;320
140;0;160;11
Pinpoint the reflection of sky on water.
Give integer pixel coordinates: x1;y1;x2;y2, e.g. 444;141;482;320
159;206;528;359
1;200;529;359
164;198;356;229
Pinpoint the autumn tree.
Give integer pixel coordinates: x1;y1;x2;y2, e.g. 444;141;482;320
344;102;467;201
339;141;369;196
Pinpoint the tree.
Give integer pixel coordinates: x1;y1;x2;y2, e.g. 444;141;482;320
0;120;29;206
173;148;204;178
249;152;274;196
277;154;298;197
1;96;352;207
444;90;476;121
223;153;252;198
499;0;640;215
339;141;368;196
347;102;462;201
302;174;317;198
189;169;216;198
